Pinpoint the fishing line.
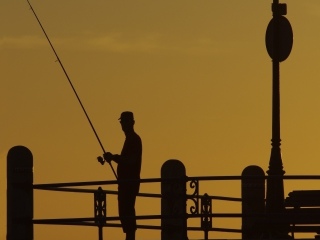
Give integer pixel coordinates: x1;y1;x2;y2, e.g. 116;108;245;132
26;0;117;179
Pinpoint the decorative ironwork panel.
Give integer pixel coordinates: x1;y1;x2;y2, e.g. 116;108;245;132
187;179;199;215
94;187;106;224
201;193;212;230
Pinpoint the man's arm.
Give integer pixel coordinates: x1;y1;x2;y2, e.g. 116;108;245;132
103;152;121;164
104;152;141;166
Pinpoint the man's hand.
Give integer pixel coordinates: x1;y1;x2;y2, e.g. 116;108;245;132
103;152;113;163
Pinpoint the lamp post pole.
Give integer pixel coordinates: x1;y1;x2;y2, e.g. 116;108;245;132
265;0;293;238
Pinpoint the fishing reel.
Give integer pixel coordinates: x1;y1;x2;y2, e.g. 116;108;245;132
97;156;105;165
96;154;118;179
97;153;111;165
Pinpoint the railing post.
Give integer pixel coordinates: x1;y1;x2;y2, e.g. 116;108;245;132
7;146;33;240
161;159;188;240
241;165;265;240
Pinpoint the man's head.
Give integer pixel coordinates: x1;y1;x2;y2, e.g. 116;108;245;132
119;111;135;133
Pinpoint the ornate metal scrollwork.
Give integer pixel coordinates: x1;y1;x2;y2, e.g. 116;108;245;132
94;187;106;224
187;179;199;215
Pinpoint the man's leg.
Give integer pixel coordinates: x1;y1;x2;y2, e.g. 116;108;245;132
118;188;137;237
126;230;135;240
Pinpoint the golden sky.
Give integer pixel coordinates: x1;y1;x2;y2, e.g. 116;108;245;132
1;0;320;239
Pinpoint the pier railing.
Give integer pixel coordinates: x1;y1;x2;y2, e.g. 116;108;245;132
7;146;320;240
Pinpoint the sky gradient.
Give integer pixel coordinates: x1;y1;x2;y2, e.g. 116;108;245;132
2;1;320;239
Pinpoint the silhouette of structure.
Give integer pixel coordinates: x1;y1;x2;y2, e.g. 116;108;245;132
264;0;293;239
5;147;246;240
242;166;265;240
7;146;320;240
161;160;188;240
7;146;33;240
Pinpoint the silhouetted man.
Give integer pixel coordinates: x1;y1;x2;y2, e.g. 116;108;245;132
104;111;142;240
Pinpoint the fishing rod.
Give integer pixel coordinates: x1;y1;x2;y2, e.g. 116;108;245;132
26;0;117;180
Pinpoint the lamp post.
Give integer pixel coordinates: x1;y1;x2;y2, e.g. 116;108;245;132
265;0;293;238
